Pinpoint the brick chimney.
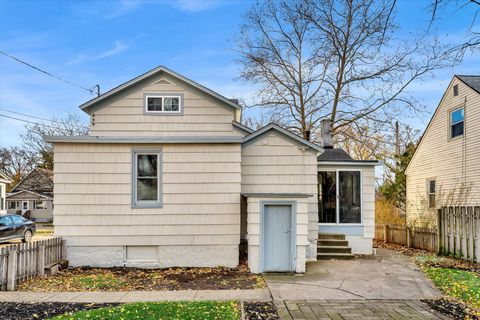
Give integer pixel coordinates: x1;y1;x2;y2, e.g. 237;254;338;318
320;119;333;149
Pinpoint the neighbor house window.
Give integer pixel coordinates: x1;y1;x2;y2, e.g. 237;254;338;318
318;170;362;224
33;200;47;210
428;179;436;208
132;150;162;208
8;201;19;210
450;107;464;139
145;94;182;114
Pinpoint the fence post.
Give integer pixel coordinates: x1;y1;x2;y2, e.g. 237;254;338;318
61;240;67;260
37;244;45;276
6;249;17;291
384;225;388;243
406;227;411;248
437;208;442;254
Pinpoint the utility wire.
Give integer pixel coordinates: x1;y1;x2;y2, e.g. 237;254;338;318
0;113;58;129
0;50;100;96
0;107;53;123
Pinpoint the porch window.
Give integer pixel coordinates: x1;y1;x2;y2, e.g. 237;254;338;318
318;172;336;223
0;185;3;211
318;170;362;224
8;201;19;210
132;149;162;208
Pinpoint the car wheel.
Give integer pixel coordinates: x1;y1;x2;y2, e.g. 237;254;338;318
23;230;33;243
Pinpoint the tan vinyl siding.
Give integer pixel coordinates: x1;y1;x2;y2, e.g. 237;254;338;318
53;143;242;246
406;78;480;226
88;73;241;137
241;131;319;259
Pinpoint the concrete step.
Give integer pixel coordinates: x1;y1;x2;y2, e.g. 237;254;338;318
317;246;352;254
317;252;355;260
317;239;349;247
318;233;346;240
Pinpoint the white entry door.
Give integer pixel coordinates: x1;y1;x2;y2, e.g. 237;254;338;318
263;204;293;272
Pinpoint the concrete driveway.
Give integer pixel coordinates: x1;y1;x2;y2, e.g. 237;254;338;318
265;248;442;300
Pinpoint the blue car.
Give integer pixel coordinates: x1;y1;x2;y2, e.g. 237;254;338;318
0;214;36;243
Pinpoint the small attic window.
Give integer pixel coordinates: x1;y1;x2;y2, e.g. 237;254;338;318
453;84;459;96
145;94;182;114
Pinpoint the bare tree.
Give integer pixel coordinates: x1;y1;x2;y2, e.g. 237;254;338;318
429;0;480;60
20;112;88;170
0;147;37;190
237;0;454;143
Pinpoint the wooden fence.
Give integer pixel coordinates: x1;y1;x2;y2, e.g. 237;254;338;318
375;206;480;263
438;206;479;263
0;237;65;291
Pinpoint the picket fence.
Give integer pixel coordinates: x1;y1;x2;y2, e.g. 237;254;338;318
0;237;65;291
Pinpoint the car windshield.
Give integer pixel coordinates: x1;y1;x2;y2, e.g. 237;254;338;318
0;216;13;225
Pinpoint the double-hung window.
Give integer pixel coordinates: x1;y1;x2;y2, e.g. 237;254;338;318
450;107;464;139
145;94;182;114
33;201;47;210
7;201;19;210
427;179;436;208
318;170;362;224
132;150;162;208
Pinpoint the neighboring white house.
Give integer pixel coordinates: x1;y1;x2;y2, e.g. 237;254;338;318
0;171;12;214
6;168;54;222
406;75;480;226
46;65;379;273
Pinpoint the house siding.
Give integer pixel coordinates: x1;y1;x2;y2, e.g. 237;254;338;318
406;77;480;226
317;164;376;254
89;73;242;137
54;142;241;267
241;131;319;261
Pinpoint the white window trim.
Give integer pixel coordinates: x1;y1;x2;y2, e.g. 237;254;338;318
449;106;464;140
427;178;436;209
318;169;363;226
132;149;163;208
144;93;183;115
33;200;47;210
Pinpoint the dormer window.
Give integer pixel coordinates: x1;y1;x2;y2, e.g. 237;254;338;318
145;94;182;114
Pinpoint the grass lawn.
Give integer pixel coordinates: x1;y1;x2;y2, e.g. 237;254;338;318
423;266;480;309
49;301;240;320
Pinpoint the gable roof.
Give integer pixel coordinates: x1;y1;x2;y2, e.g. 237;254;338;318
80;65;242;114
11;168;53;192
242;123;323;152
456;75;480;94
405;75;480;174
7;190;53;199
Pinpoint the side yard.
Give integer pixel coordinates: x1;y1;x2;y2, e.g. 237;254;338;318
376;241;480;319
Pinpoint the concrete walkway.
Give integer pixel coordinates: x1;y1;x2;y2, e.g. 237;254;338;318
265;249;442;300
0;289;272;303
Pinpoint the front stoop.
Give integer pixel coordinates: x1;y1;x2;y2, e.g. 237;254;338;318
317;233;354;260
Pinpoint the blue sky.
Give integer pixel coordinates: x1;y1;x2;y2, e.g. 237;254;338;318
0;0;479;147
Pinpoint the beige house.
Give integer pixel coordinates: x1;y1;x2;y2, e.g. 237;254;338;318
46;66;379;273
6;168;54;222
406;75;480;226
0;171;11;214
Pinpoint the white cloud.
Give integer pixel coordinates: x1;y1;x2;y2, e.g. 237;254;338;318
66;41;128;65
93;41;128;60
169;0;224;12
104;0;143;19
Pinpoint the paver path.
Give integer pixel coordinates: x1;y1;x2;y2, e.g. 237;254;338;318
275;300;449;320
265;249;441;300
